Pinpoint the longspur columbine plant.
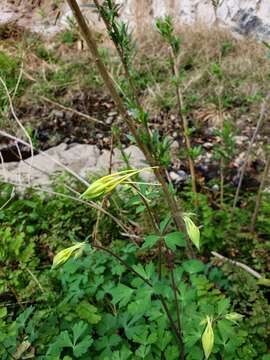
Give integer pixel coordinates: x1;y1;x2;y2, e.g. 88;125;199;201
54;1;239;357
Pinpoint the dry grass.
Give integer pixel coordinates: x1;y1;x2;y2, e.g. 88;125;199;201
1;22;270;136
135;23;270;126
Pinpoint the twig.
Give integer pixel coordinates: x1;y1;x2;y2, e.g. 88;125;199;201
233;93;270;208
0;187;15;210
15;141;23;185
0;130;90;187
0;75;34;184
12;62;24;100
25;268;45;293
40;95;104;125
250;152;270;232
2;179;129;233
0;151;7;182
170;49;197;197
211;251;262;279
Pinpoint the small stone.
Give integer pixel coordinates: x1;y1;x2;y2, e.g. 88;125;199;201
52;110;65;119
233;135;249;146
171;140;179;151
169;170;188;184
203;142;213;149
108;111;118;117
212;184;219;192
65;112;74;121
105;117;113;125
205;127;216;136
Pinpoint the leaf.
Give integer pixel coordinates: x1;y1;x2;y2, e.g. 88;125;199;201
112;346;132;360
217;298;230;315
57;331;73;348
135;345;151;358
164;232;186;251
217;319;233;341
164;345;180;360
0;307;7;319
132;264;148;279
72;321;88;344
76;301;101;324
158;331;172;351
109;284;134;307
183;259;205;274
16;306;34;331
142;234;160;249
160;215;171;233
73;335;93;357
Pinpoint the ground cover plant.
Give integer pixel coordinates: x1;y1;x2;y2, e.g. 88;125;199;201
0;1;270;359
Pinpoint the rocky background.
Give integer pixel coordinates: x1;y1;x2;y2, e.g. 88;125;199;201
1;0;270;39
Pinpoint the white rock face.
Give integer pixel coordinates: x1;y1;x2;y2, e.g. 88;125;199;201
116;0;270;39
1;0;270;40
78;0;270;40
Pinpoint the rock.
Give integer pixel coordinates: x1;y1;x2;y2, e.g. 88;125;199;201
233;152;246;167
212;184;220;192
203;142;214;150
94;148;124;174
108;111;118;117
52;110;65;119
105;117;113;125
169;170;188;184
233;135;249;146
59;143;100;175
171;141;179;152
2;0;270;41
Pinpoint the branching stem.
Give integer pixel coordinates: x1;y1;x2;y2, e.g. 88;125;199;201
66;0;194;259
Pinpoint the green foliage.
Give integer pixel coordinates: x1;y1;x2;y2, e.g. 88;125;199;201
156;16;181;55
59;30;78;45
0;51;27;114
1;184;269;359
1;3;270;359
213;121;236;164
98;0;134;67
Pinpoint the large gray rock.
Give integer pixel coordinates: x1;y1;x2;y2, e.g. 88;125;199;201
0;143;154;187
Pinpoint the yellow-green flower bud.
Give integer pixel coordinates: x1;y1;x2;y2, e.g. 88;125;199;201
225;312;243;323
52;242;86;269
183;215;200;250
202;316;214;360
81;167;156;200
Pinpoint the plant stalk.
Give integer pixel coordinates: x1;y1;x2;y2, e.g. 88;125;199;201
169;260;184;360
233;93;270;208
169;50;197;197
66;0;194;259
250;152;270;232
